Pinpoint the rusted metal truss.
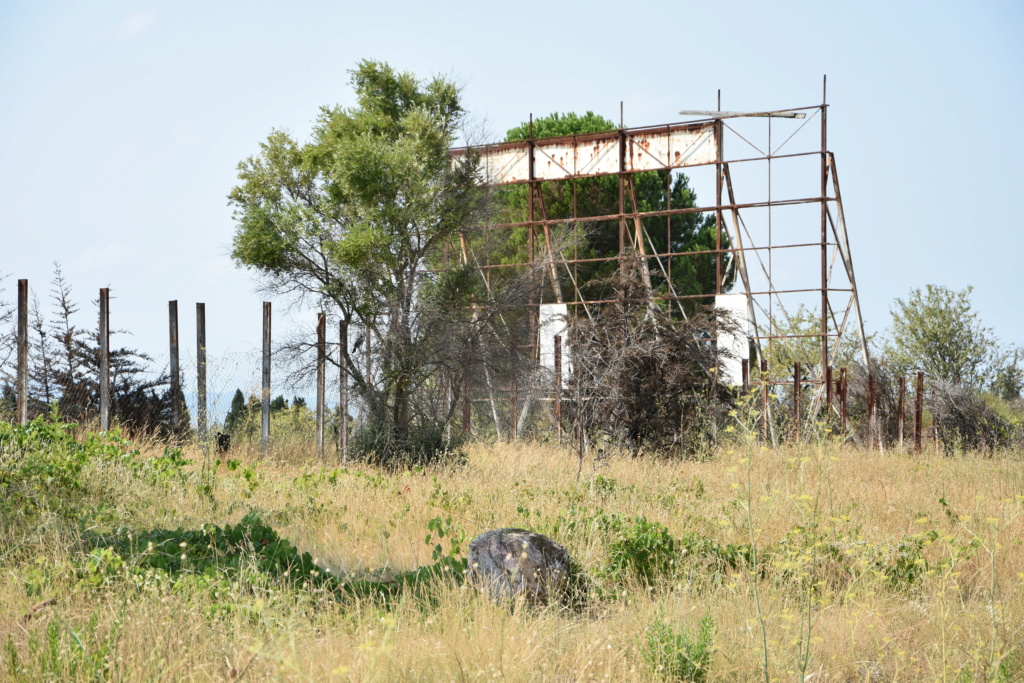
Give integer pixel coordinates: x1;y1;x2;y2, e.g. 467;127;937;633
449;93;869;419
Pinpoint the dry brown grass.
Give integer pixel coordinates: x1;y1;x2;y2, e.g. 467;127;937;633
2;434;1023;681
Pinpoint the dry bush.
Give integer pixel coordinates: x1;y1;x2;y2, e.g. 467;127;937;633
564;250;735;458
929;380;1015;453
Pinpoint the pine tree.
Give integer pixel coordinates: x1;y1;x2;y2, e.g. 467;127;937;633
224;389;246;433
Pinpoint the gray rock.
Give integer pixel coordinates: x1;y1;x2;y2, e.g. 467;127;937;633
467;528;573;605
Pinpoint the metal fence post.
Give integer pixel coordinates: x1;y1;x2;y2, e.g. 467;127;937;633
760;359;769;440
364;325;371;404
897;375;906;451
99;288;110;431
168;301;180;442
462;385;471;436
554;334;562;443
914;371;924;453
825;365;833;423
339;319;348;462
509;333;517;441
316;313;326;457
867;371;876;450
261;302;271;458
839;367;848;432
16;280;28;425
196;303;207;447
793;362;801;441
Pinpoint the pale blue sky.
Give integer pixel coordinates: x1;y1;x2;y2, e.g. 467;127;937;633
2;0;1022;367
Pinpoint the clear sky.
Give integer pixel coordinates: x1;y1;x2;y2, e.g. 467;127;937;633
2;0;1022;369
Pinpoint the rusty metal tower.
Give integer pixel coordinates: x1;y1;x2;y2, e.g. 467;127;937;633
450;83;868;420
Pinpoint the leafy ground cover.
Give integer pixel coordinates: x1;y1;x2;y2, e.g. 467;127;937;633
1;417;1023;681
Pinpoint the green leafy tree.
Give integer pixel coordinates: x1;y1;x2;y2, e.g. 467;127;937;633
487;112;730;310
991;347;1023;400
224;388;246;433
884;285;999;387
229;60;485;456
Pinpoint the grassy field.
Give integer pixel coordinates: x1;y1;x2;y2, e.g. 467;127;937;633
2;420;1023;681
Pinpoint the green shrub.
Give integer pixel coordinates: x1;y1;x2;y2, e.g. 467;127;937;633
351;416;464;469
76;514;468;608
643;608;715;682
0;416;191;532
86;512;332;591
604;516;677;585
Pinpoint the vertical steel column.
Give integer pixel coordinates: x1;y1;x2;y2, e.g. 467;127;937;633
261;302;271;458
793;362;801;441
196;303;207;447
316;313;326;457
528;116;537;359
715;118;724;295
554;334;562;444
914;372;924;453
99;288;110;431
820;80;830;386
16;280;28;425
618;129;626;270
168;301;180;442
340;320;348;462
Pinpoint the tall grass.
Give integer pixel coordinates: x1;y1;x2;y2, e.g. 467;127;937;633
2;421;1023;681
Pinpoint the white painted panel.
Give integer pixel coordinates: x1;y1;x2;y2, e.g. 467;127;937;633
482;146;529;184
538;303;570;383
576;137;620;176
452;122;717;186
716;293;750;386
626;126;716;171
